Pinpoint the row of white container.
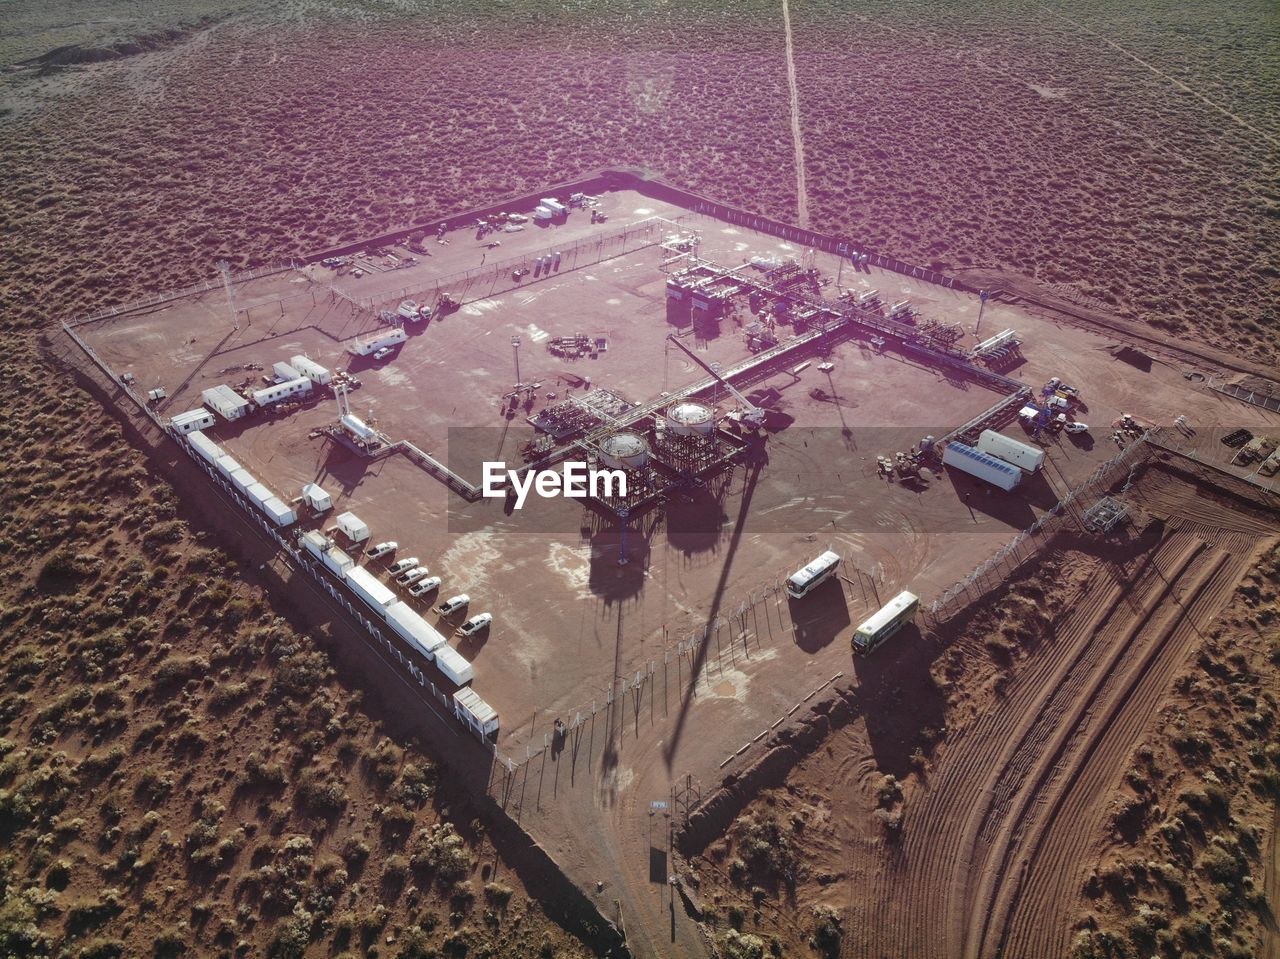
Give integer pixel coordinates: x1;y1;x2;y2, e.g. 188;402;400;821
186;431;297;527
298;530;486;701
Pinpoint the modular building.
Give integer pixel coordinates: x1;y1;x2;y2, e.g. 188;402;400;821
186;430;223;465
941;441;1022;492
977;429;1046;473
170;409;216;434
453;687;498;739
202;384;251;421
335;511;370;543
290;355;332;386
301;483;332;512
385;601;448;659
434;644;474;686
345;566;396;612
272;360;301;382
349;328;407;357
261;496;297;528
252;376;312;407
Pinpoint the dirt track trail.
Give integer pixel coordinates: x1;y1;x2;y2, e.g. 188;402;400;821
848;518;1268;959
781;0;809;228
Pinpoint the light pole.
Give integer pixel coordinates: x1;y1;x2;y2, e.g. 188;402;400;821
618;507;630;566
975;289;989;336
511;335;522;388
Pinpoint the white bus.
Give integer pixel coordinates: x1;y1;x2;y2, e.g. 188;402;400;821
853;590;919;654
786;550;841;599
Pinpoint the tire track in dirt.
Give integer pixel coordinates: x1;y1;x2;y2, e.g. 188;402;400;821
959;534;1209;958
780;0;809;228
976;540;1239;958
995;540;1257;958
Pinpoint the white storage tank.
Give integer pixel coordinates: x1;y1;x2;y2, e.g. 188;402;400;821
599;431;650;469
344;566;396;612
941;441;1022;492
453;687;498;739
340;413;378;443
171;409;216;434
434;644;474;686
665;401;715;436
977;429;1046;473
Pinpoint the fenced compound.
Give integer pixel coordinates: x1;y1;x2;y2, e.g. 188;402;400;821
352;216;687;313
924;430;1161;625
1206;375;1280;414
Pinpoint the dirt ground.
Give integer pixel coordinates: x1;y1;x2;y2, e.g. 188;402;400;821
685;458;1280;959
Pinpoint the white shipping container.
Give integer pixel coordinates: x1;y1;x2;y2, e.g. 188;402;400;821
187;430;223;464
453;687;498;738
941;442;1022;492
977;429;1046;472
434;644;474;686
300;530;329;561
230;468;256;494
246;482;274;509
385;601;448;659
215;454;242;478
335;511;370;543
261;496;297;528
345;566;396;611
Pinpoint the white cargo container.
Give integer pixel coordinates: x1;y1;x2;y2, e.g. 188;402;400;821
261;496;297;528
322;543;354;577
385;601;448;659
202;384;251;421
187;430;222;465
453;687;498;739
246;482;274;509
335;511;370;543
434;644;474;686
289;355;332;386
345;566;396;611
941;441;1022;491
349;328;407;357
230;468;256;494
215;454;242;478
540;197;567;216
171;409;215;434
272;360;301;382
252;376;312;407
977;429;1046;473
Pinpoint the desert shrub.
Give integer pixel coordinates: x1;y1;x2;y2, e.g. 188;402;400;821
812;905;842;958
77;938;125;959
411;823;472;886
362;740;403;785
152;656;208;690
732;815;795;887
266;909;313;959
1071;928;1129;958
340;837;370;868
483;882;513;908
296;767;347;814
1200;844;1247;886
721;929;766;959
243;753;287;789
66;888;124;933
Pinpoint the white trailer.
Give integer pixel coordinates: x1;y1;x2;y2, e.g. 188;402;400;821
289;355;333;386
540;197;568;216
385;601;448;659
434;644;474;686
941;441;1022;491
186;430;223;465
977;429;1046;473
345;566;396;612
321;543;354;577
349;328;407;357
453;687;498;739
272;360;301;382
252;376;312;407
335;511;370;543
261;496;297;528
202;384;251;421
171;409;215;434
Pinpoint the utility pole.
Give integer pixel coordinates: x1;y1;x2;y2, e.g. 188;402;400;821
974;289;989;336
511;335;522;388
218;260;239;332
